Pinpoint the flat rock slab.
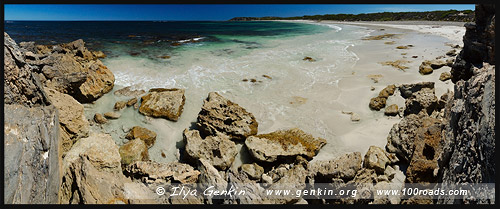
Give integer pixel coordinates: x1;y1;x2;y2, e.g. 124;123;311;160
245;128;327;162
139;88;185;121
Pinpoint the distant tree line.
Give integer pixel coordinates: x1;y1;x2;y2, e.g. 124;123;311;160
229;9;474;22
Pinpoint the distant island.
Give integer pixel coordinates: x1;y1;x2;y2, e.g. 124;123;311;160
229;9;474;22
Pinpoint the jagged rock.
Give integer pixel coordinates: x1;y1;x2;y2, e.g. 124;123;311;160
404;87;439;116
59;132;128;204
114;101;127;110
126;98;138;106
378;84;396;98
125;126;157;149
439;72;452;81
308;152;362;182
266;163;309;204
139;88;185;121
32;39;115;103
197;92;258;140
406;117;444;183
369;96;387;111
4;33;61;203
240;163;264;180
45;87;89;155
104;111;121;119
384;104;399;116
119;139;149;166
386;114;422;162
245;128;327;162
451;4;495;83
4;104;60;204
198;159;228;191
94;113;107;124
436;63;495;203
183;129;238;170
125;161;200;184
363;146;391;174
4;32;50;107
114;86;146;97
399;82;435;99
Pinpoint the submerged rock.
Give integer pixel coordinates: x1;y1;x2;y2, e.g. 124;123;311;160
139;88;185;121
197;92;258;140
125;161;200;184
183;129;238;170
303;56;316;62
125;126;157;149
104;111;121;119
245;128;327;162
113;86;146;97
94;113;107;124
114;101;127;111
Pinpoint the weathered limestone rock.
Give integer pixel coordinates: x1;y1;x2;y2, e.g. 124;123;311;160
369;96;387;111
308;152;362;182
119;139;149;166
399;82;435;99
183;129;238;170
113;86;146;97
59;132;128;204
378;84;396;98
45;87;89;155
403;87;439;116
245;128;327;162
384;104;399;116
197;92;258;140
94;113;107;124
126;98;138;106
139;88;185;121
439;72;452;81
125;126;157;148
240;163;265;180
386;114;422;162
114;101;127;111
125;161;200;184
363;146;392;174
104;111;121;119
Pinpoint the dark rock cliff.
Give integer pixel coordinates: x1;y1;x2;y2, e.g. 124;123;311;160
435;4;496;204
4;32;61;203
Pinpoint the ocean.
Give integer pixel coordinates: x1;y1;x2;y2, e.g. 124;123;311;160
5;21;371;165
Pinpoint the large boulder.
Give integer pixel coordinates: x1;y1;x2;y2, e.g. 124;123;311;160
45;87;90;156
139;88;185;121
119;139;149;166
125;126;157;148
386;114;423;162
197;92;258;140
125;161;200;184
245;128;327;162
308;152;362;182
59;132;129;204
406;117;444;183
183;129;238;170
399;82;435;99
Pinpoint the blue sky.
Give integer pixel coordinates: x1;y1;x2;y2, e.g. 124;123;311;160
4;4;475;21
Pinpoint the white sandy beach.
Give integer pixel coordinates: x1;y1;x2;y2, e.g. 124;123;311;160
84;20;466;167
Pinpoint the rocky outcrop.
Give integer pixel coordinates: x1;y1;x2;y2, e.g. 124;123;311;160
4;32;61;204
183;129;238;170
197;92;258;140
4;32;51;107
386;114;422;162
45;87;90;156
451;4;495;83
125;126;157;148
139;88;185;121
245;128;327;162
59;132;127;204
125;161;200;184
403;86;439;116
399;82;435;99
23;39;115;103
436;63;495;203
